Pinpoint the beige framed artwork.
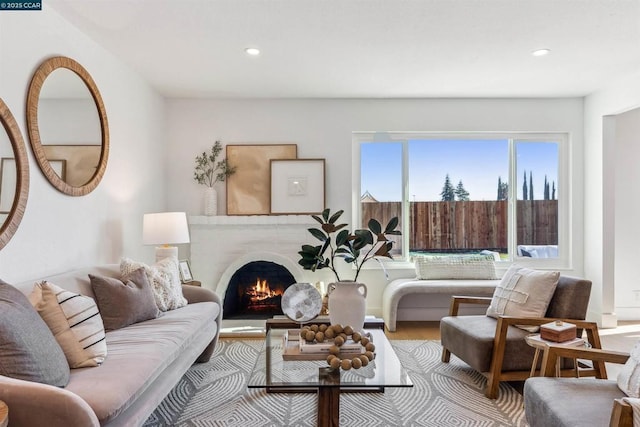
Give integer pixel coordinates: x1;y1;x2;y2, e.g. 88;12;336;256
226;144;297;215
270;159;325;215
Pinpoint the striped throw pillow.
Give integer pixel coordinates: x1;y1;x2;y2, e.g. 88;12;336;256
29;281;107;368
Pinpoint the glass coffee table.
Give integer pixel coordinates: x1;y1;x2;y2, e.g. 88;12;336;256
248;326;413;427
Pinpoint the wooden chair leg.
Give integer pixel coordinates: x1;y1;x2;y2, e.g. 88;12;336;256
485;374;500;399
442;348;451;363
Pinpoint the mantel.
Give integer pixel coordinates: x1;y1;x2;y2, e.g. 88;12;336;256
189;215;316;226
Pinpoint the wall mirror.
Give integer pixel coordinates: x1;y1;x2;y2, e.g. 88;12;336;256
26;56;109;196
0;99;29;250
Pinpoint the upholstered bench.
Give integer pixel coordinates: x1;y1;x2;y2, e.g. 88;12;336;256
382;278;500;331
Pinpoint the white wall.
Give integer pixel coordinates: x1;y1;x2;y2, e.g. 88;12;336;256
613;107;640;319
165;98;585;316
0;6;167;282
584;69;640;326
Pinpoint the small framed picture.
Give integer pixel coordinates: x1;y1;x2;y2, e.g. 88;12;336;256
178;259;193;283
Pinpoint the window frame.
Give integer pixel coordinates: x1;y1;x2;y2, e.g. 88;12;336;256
353;131;571;270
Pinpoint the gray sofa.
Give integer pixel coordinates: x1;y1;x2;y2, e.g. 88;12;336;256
0;264;222;427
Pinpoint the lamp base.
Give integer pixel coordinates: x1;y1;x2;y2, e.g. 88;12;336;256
155;246;178;262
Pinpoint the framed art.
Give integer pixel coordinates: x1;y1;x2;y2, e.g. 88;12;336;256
178;259;193;283
270;158;325;215
226;144;297;215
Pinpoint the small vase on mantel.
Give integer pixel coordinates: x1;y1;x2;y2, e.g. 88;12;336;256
203;187;217;216
327;281;367;332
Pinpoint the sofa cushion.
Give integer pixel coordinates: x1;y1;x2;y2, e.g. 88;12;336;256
524;377;624;427
29;281;107;368
617;340;640;397
120;257;187;311
413;254;498;280
486;265;559;331
89;268;159;331
0;279;70;387
64;301;219;424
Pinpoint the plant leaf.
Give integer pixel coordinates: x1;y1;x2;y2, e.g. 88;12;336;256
311;215;324;225
368;218;381;234
354;229;374;246
385;217;399;233
328;210;344;224
335;229;350;247
321;208;330;221
308;228;327;242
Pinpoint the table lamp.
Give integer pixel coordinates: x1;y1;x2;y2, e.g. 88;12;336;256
143;212;190;262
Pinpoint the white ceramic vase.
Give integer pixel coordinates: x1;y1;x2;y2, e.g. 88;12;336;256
203;187;217;216
327;281;367;332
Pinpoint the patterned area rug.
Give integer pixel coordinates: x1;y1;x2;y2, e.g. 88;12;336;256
144;339;527;426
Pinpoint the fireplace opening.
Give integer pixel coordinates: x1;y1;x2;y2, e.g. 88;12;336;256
223;260;296;319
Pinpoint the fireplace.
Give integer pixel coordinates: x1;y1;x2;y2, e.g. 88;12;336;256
223;260;296;319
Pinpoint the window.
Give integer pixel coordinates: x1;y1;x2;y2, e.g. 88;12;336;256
355;132;567;265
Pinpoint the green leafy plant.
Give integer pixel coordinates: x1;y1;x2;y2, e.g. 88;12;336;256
193;141;236;187
298;208;401;282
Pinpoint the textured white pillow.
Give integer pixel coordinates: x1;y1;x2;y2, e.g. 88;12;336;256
414;254;498;280
486;265;559;331
120;257;187;311
29;281;107;368
618;341;640;397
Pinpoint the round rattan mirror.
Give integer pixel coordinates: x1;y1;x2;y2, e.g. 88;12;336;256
0;99;29;250
26;56;109;196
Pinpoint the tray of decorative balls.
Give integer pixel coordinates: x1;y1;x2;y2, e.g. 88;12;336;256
282;323;375;370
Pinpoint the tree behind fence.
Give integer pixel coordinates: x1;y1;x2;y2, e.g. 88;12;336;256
361;200;557;252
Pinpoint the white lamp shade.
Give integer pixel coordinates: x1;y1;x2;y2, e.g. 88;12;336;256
143;212;190;246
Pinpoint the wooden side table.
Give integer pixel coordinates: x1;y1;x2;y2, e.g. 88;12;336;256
0;400;8;427
525;334;588;377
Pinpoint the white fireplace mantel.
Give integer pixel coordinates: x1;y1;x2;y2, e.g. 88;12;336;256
188;215;318;294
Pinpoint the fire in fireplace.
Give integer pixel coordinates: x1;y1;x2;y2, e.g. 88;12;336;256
223;260;296;319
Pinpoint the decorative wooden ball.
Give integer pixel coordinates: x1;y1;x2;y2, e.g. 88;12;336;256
365;350;375;361
329;345;340;355
365;342;375;352
360;337;370;346
334;336;345;346
319;324;328;332
330;357;341;369
358;355;369;366
324;328;335;339
343;325;354;335
315;331;325;343
310;324;319;332
341;359;352;370
352;332;362;343
305;330;316;342
333;324;344;334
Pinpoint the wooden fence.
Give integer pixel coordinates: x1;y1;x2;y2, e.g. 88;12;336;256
361;200;558;252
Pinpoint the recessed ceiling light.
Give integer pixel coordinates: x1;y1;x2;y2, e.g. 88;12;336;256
245;47;260;56
532;48;550;57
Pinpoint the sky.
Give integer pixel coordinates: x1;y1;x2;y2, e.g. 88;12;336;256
361;139;558;202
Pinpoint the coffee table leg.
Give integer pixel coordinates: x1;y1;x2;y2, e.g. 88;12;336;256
318;367;340;427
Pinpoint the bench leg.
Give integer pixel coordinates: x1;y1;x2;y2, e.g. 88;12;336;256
442;348;451;363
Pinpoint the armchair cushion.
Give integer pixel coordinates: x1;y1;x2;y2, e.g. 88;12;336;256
440;315;535;372
524;377;624;427
486;265;559;331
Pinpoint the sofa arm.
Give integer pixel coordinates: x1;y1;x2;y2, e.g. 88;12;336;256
0;375;99;427
181;285;222;363
181;285;221;305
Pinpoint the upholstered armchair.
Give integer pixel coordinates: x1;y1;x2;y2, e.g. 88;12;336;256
440;274;603;399
524;344;632;427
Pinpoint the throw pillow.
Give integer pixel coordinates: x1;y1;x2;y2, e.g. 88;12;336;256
89;267;160;331
120;257;187;311
618;340;640;397
29;281;107;368
486;265;559;331
414;254;498;280
0;279;70;387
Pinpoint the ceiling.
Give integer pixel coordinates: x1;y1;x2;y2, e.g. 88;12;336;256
49;0;640;99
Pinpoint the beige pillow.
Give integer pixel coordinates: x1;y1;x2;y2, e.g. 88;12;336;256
618;341;640;397
486;265;559;331
29;281;107;368
414;254;498;280
120;257;187;311
89;267;160;331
